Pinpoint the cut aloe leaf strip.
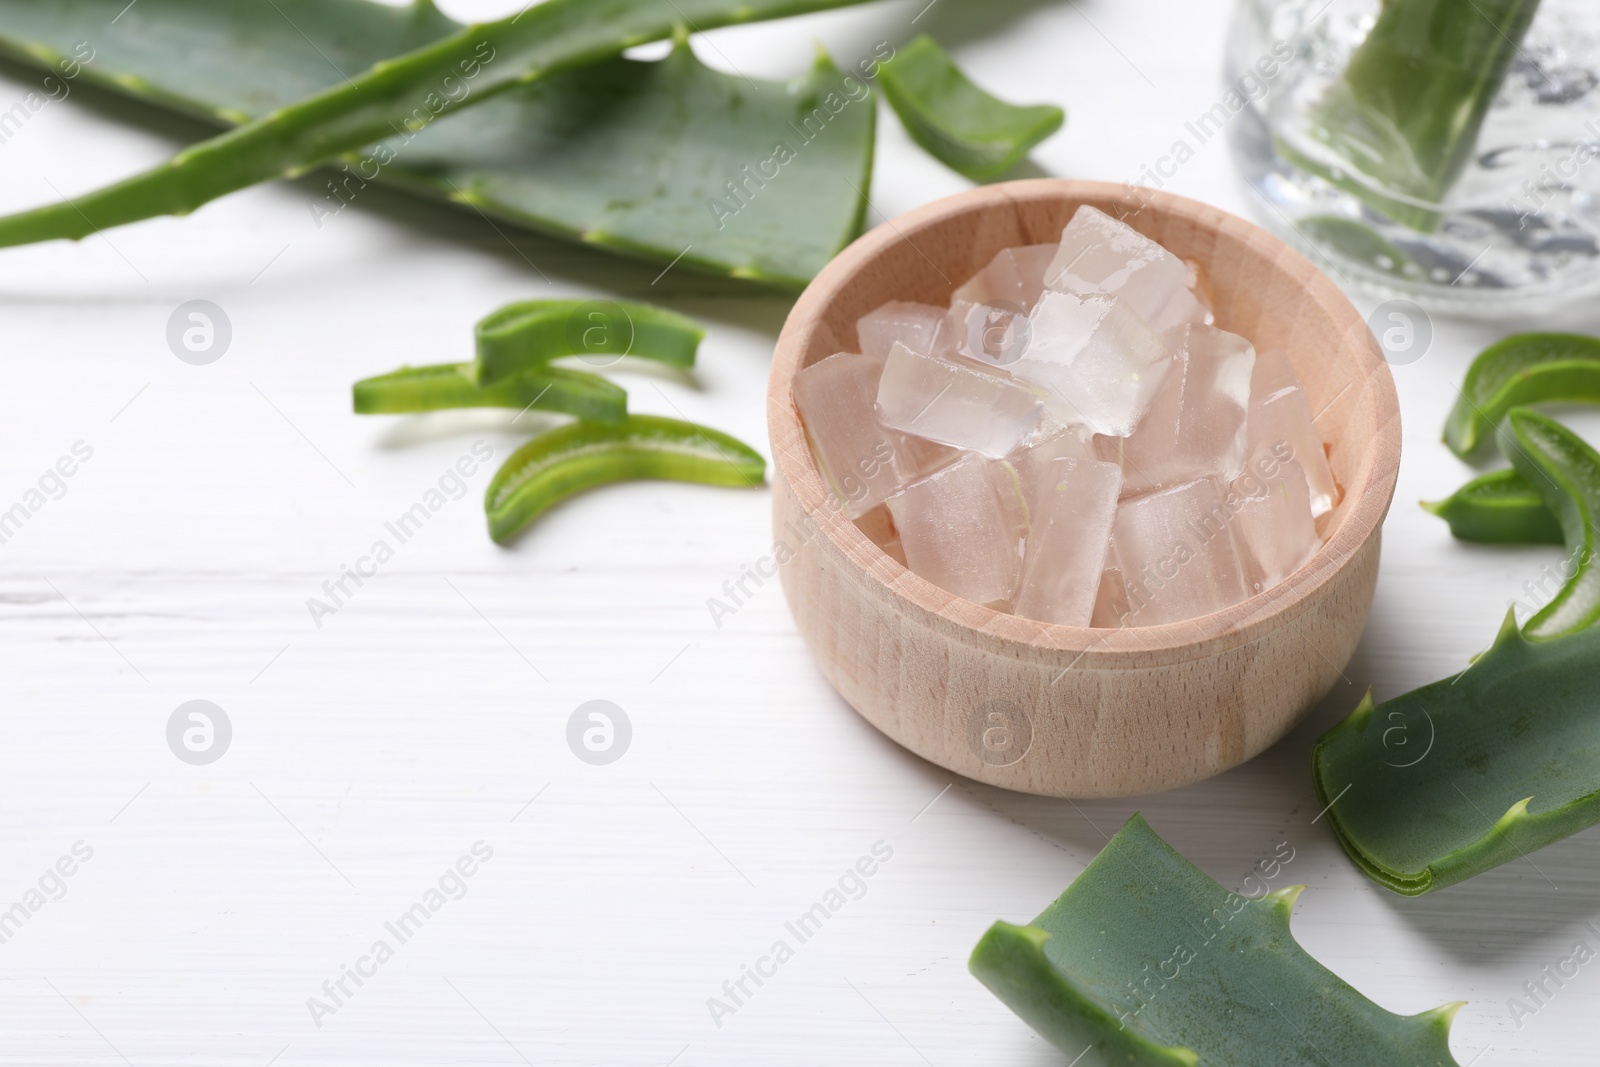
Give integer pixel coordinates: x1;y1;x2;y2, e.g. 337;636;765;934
876;35;1063;182
0;3;877;288
0;0;880;251
1496;408;1600;639
1421;467;1563;545
1314;610;1600;895
353;363;626;423
485;414;765;543
1288;0;1541;232
474;299;703;383
970;813;1463;1063
1444;332;1600;457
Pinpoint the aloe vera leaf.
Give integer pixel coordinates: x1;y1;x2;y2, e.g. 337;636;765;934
0;1;876;286
875;35;1062;182
352;363;626;423
1422;467;1564;545
473;300;702;384
0;0;876;275
484;414;765;543
970;814;1463;1064
1287;0;1541;232
1314;608;1600;894
1443;333;1600;457
1494;408;1600;639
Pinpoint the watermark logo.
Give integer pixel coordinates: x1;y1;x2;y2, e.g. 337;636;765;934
957;300;1032;366
1367;299;1431;366
167;300;232;365
167;700;231;765
966;699;1032;767
1380;707;1435;768
306;841;495;1028
1507;924;1600;1030
565;301;634;369
567;700;631;765
706;840;894;1028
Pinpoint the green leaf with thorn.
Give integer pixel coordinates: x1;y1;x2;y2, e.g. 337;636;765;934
1315;610;1600;895
971;814;1462;1062
0;0;880;287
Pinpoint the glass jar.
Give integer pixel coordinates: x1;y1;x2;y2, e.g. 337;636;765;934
1227;0;1600;314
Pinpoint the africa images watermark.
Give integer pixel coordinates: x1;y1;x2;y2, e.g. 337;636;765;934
307;441;494;628
1124;39;1296;204
705;840;895;1028
306;841;495;1028
1109;839;1296;1029
309;40;497;228
705;514;819;628
1511;540;1592;623
1503;118;1600;230
705;42;896;231
0;40;95;147
0;841;95;948
0;441;95;549
1506;921;1600;1030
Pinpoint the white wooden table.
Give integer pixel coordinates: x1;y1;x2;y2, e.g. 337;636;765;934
0;0;1595;1062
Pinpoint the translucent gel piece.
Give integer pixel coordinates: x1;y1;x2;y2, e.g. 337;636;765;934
1227;457;1321;593
1013;421;1097;508
1091;552;1132;629
1013;291;1173;437
952;243;1059;313
1113;477;1251;626
853;502;909;568
857;301;950;361
1101;324;1254;495
887;453;1028;608
1014;458;1122;626
1045;205;1206;332
1247;349;1339;517
1183;258;1216;325
876;341;1043;458
794;351;956;518
946;300;1035;368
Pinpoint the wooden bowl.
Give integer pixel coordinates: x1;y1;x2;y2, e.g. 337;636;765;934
766;180;1400;798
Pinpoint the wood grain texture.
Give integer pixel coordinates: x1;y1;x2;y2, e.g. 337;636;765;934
768;180;1401;797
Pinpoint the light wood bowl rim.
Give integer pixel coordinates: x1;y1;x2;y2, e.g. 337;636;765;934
767;179;1400;669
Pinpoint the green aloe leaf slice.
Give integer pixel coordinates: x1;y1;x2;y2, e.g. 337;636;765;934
876;34;1062;182
1443;333;1600;457
1498;408;1600;639
1282;0;1541;232
484;414;765;543
1314;611;1600;895
353;363;627;423
474;299;702;383
970;814;1462;1064
1422;467;1563;545
0;0;877;287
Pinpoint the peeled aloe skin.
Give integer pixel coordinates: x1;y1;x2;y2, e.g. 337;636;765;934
1292;0;1542;231
971;815;1462;1065
1318;405;1600;893
0;0;878;286
876;34;1063;181
1314;613;1600;895
1500;408;1600;637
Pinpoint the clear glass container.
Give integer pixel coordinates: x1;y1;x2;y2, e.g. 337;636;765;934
1227;0;1600;314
